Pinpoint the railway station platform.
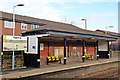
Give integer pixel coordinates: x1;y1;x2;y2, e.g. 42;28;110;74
1;56;119;79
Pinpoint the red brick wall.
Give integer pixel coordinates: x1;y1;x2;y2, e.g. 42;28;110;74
86;47;95;55
15;23;31;36
40;43;48;57
1;20;32;36
39;41;96;65
40;42;84;58
0;20;3;35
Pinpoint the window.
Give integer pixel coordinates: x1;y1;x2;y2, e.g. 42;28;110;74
54;49;59;56
21;23;27;30
4;20;14;28
31;24;40;29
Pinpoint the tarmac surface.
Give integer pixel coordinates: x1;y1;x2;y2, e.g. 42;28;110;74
0;56;119;79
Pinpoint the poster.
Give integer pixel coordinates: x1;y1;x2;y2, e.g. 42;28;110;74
98;41;108;51
60;48;63;56
28;36;38;54
40;43;44;50
54;49;59;56
3;35;27;51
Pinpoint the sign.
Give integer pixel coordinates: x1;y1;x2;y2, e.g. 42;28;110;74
3;35;27;51
98;41;108;51
28;36;38;54
40;43;44;50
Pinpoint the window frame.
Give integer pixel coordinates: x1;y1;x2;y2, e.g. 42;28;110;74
4;20;14;28
21;23;27;30
31;24;40;30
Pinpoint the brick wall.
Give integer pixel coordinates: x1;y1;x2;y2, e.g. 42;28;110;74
1;20;32;36
40;41;96;66
0;20;3;35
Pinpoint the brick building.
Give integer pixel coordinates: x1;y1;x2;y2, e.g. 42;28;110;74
0;11;118;69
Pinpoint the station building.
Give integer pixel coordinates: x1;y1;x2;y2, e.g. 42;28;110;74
0;11;118;69
22;22;117;67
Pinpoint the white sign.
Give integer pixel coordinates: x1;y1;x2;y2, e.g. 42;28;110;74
98;41;108;51
4;35;27;40
28;36;38;54
3;35;27;51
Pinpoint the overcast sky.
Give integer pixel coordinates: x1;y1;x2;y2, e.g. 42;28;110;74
0;0;119;32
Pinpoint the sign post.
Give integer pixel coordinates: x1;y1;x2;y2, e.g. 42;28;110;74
3;35;27;70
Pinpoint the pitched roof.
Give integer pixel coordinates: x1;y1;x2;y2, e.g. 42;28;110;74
0;11;117;40
96;29;120;38
24;23;117;39
0;11;67;25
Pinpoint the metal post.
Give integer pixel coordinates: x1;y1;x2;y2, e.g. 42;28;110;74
105;26;107;34
81;19;87;30
12;6;15;70
110;41;112;57
64;38;67;65
105;26;113;34
85;19;87;30
82;40;85;62
37;38;40;68
108;41;110;59
12;4;24;70
96;40;99;60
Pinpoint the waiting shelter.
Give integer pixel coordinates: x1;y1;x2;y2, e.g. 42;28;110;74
22;23;117;68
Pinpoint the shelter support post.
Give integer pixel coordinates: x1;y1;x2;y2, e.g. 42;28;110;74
64;38;67;65
37;38;40;68
82;40;85;62
48;40;50;56
108;41;110;58
96;40;99;60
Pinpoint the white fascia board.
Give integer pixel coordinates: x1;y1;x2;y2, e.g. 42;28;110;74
26;34;50;38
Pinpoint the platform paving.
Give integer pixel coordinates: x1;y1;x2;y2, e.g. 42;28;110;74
1;57;119;79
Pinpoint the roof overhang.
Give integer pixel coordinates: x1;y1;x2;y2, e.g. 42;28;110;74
48;30;117;41
22;29;118;41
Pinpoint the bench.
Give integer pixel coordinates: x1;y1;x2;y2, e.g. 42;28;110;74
84;53;93;60
46;56;61;65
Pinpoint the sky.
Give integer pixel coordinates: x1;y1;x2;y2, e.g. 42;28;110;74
0;0;119;32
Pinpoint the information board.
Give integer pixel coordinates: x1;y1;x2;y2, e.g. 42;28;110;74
3;35;27;51
28;36;38;54
98;41;108;51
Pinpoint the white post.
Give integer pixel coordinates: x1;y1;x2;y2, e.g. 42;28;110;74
105;26;107;34
12;4;24;70
12;6;15;70
105;26;113;34
81;19;87;30
85;19;87;30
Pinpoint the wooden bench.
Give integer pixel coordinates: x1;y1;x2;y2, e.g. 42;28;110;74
46;56;61;65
